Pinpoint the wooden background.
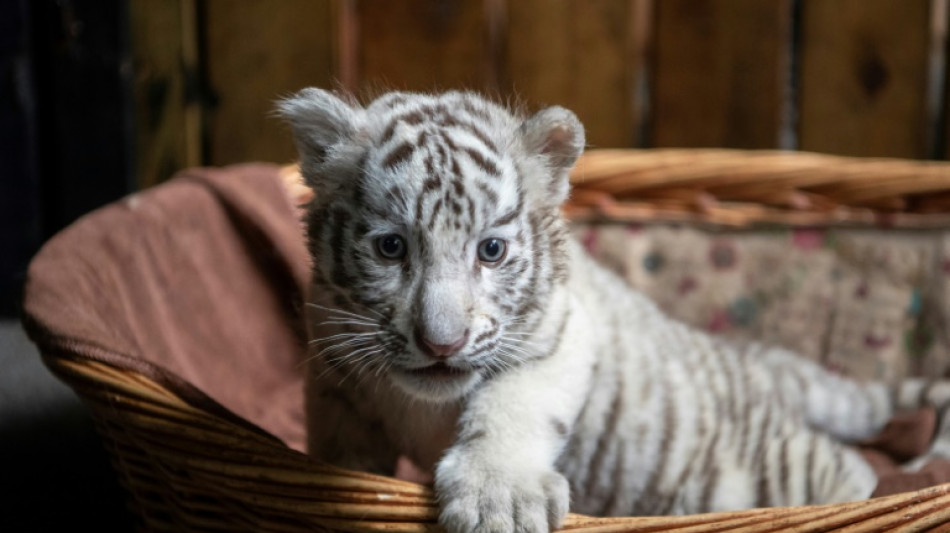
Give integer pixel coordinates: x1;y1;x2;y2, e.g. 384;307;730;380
130;0;950;187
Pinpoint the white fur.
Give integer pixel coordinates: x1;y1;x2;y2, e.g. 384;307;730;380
281;89;950;533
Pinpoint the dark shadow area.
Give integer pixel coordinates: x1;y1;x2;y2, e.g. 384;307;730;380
0;403;136;532
0;322;135;532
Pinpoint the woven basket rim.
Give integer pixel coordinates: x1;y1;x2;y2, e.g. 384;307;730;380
566;148;950;229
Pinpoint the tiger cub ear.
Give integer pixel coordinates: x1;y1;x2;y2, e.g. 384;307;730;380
276;88;364;192
519;106;586;206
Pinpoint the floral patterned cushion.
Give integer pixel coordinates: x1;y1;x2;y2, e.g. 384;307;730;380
575;223;950;382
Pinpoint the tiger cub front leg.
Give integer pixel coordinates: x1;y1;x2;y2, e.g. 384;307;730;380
436;384;570;532
435;331;590;533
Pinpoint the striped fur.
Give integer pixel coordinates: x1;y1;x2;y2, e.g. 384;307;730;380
279;89;950;532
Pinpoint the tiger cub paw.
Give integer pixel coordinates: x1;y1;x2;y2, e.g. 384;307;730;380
435;449;569;533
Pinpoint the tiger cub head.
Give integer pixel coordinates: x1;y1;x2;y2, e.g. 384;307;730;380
279;89;584;401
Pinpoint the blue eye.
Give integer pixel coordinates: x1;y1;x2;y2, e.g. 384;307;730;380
477;238;507;263
375;234;406;260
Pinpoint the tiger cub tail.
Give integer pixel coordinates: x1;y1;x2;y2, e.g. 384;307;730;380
763;346;950;464
891;379;950;466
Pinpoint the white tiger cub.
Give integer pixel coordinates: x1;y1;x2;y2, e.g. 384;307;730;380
279;88;950;532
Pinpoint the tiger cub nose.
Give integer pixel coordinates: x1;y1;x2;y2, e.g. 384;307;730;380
414;328;469;358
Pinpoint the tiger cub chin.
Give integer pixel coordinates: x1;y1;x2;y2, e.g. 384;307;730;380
279;88;950;532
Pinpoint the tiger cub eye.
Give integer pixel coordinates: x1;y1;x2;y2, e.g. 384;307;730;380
375;234;407;260
477;238;507;263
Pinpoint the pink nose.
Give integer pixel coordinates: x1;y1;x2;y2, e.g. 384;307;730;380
415;328;469;358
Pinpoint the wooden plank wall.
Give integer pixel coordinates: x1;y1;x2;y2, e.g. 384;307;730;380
129;0;950;186
504;0;648;148
651;0;793;149
798;0;933;159
202;0;334;166
129;0;200;188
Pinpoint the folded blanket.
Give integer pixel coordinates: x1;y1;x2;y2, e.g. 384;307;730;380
23;164;311;451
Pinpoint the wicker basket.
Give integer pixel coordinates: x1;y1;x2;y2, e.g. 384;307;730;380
23;150;950;532
567;149;950;228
